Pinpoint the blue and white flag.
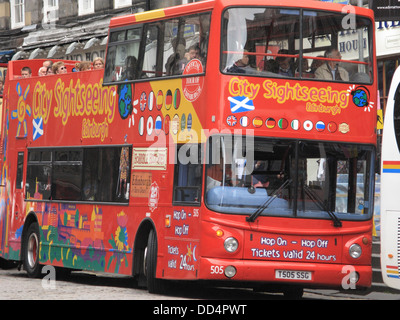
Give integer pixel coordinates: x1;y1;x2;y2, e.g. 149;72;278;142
228;96;255;113
33;118;43;141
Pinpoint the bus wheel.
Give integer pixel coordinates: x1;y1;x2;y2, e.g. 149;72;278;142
145;229;165;294
23;223;42;278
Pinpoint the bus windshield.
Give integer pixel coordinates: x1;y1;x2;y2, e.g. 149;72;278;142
221;7;373;83
205;136;375;221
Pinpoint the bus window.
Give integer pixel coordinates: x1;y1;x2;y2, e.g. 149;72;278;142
104;26;142;83
296;142;374;217
205;136;374;221
221;7;373;83
302;11;373;83
142;23;161;78
222;8;300;77
26;150;52;200
53;149;83;201
173;144;202;205
16;152;24;190
26;146;131;203
163;13;210;76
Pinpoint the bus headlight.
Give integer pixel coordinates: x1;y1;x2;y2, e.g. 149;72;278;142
349;244;362;259
224;265;237;278
224;237;239;253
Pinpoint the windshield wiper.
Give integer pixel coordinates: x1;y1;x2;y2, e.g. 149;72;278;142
246;179;292;223
303;185;342;228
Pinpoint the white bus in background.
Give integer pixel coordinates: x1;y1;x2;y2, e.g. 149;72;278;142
380;66;400;290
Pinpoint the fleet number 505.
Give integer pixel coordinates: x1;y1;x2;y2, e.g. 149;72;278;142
210;265;224;274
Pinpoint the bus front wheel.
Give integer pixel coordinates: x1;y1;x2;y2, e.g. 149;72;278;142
23;222;42;278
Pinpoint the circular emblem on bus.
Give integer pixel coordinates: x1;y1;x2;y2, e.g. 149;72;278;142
316;121;326;132
187;113;193;131
148;91;154;111
303;120;313;131
181;113;186;131
227;115;237;127
172;114;180;135
165;89;173;110
118;83;133;119
253;116;263;128
240;116;249;127
164;115;171;135
156;90;163;110
328;122;338;133
147;116;154;136
291;119;300;130
140;92;147;112
174;89;181;109
266;118;276;129
138;116;145;136
351;87;369;108
182;59;204;102
278;118;288;130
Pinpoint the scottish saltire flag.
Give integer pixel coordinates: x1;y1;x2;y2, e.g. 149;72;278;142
228;96;255;113
33;118;43;141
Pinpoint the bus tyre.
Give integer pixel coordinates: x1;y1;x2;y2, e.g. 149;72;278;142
23;222;42;278
145;229;165;294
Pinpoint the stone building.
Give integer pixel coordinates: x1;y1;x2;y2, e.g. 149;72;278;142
0;0;194;64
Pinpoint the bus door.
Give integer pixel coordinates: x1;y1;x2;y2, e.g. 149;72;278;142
167;144;202;278
9;149;26;253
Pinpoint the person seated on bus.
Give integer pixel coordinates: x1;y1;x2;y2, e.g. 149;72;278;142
226;50;257;74
121;56;137;80
180;44;202;71
275;50;293;77
75;61;92;72
46;66;54;75
52;61;68;75
38;67;47;77
93;57;105;70
165;37;186;76
21;67;32;78
315;47;349;81
253;175;270;188
310;56;324;74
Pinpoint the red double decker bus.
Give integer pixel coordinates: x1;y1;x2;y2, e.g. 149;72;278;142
0;0;376;298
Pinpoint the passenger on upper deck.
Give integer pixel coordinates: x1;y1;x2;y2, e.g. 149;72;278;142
21;67;32;78
275;50;294;77
38;67;47;77
315;47;349;81
52;61;68;74
93;57;105;70
121;56;137;80
75;61;92;72
165;37;186;76
226;50;257;74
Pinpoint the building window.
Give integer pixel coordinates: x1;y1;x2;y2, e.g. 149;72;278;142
114;0;132;9
78;0;94;16
43;0;59;24
11;0;25;29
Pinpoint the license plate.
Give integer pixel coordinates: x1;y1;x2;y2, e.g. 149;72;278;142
275;270;312;281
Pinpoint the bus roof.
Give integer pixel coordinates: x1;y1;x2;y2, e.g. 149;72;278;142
109;0;374;28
